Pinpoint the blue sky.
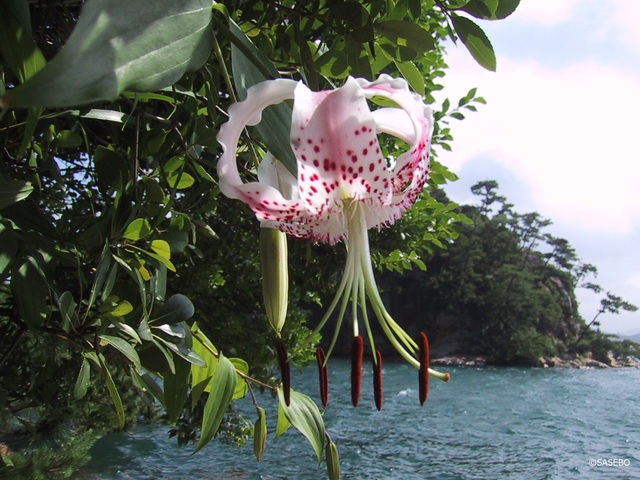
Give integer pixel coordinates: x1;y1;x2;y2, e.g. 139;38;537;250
436;0;640;334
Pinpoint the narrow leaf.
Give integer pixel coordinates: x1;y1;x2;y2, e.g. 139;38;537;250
100;334;142;370
163;356;191;424
277;388;326;462
194;353;237;453
73;358;91;400
97;354;126;428
275;400;291;438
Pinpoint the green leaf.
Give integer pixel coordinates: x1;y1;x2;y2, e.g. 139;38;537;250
150;239;171;261
143;249;177;272
229;357;248;399
155;333;206;367
87;243;112;315
87;352;126;429
194;353;237;453
228;19;297;176
11;253;48;328
0;173;33;210
163;355;191;424
106;300;134;317
0;0;213;108
277;388;326;462
0;222;17;282
166;171;195;189
450;15;496;71
94;145;129;191
376;20;435;53
153;294;195;325
73;358;91;400
58;291;76;331
0;0;47;84
100;334;141;370
347;38;372;80
275;400;291;438
463;0;520;19
395;60;425;95
494;0;521;19
52;130;83;148
123;218;152;241
461;0;498;19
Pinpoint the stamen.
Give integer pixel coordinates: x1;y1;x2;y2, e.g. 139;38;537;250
373;350;383;411
276;340;291;406
418;332;429;406
351;336;364;407
316;346;329;407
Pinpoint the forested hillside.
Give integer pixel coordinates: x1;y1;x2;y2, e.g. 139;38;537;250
367;180;639;366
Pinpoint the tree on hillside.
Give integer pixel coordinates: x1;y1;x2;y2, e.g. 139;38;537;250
415;181;637;366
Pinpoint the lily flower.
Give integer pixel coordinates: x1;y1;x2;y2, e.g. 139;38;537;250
217;75;449;383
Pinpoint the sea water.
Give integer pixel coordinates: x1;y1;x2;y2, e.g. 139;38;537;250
81;361;640;479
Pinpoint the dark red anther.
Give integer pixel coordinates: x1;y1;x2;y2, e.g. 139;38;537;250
316;346;329;406
276;340;290;406
418;331;430;406
351;336;364;407
373;350;383;411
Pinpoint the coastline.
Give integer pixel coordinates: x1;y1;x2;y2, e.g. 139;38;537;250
431;354;640;369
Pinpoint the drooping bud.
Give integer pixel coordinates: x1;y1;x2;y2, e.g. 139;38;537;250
326;441;341;480
253;406;267;461
260;227;288;336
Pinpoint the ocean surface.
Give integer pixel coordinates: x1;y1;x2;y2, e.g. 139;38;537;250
81;361;640;479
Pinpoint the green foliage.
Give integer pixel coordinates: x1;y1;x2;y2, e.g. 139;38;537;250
414;181;636;366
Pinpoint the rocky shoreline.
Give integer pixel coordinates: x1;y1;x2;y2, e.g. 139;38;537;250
431;354;640;368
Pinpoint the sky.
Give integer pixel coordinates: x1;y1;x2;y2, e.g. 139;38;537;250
435;0;640;334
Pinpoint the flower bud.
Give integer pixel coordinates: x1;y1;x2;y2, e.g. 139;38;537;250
260;227;288;335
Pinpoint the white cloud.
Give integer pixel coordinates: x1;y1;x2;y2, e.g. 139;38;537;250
436;47;640;234
611;0;640;50
509;0;580;26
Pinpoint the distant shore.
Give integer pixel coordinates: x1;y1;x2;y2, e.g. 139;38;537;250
431;354;640;368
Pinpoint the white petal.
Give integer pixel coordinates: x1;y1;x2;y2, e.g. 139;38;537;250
216;79;298;199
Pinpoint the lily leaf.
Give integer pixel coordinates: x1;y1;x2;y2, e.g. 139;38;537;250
277;388;326;462
73;358;91;400
0;0;212;109
163;356;191;424
194;353;237;453
100;334;141;370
